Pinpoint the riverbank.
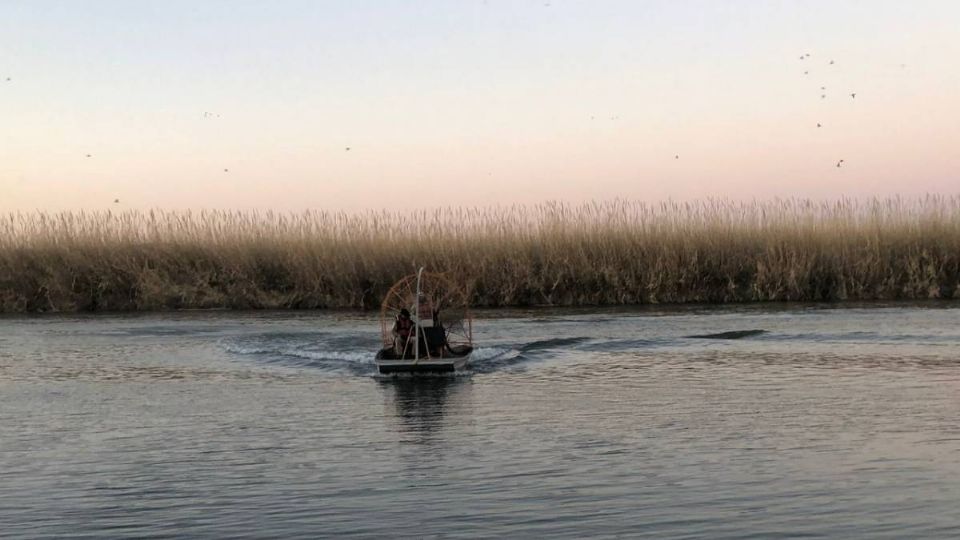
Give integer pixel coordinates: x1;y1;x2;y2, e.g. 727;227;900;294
2;197;958;313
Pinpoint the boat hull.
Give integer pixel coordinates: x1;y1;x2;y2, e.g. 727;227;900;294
375;346;473;375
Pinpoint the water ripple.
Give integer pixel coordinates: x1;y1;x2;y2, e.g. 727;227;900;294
2;305;960;538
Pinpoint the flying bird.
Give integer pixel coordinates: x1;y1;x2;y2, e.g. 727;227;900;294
829;60;835;65
86;154;92;158
836;159;845;168
817;123;822;128
224;168;229;172
850;93;856;98
675;155;679;159
114;199;119;203
803;71;809;75
821;94;826;99
345;147;351;151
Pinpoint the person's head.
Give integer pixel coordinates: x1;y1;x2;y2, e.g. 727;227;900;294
399;308;410;319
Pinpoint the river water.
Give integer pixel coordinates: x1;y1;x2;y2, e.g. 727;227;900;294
2;303;959;538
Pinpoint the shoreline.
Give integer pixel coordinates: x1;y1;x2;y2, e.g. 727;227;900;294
1;298;957;317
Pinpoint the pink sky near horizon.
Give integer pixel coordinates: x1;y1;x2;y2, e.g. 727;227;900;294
1;1;958;213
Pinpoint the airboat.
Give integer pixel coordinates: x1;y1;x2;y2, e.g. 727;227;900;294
375;268;474;375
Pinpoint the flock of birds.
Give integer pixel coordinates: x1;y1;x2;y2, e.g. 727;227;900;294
579;52;858;167
799;53;857;168
4;49;863;205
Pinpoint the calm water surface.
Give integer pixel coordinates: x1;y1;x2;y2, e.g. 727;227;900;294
2;303;959;538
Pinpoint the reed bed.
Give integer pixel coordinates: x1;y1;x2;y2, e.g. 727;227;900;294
1;197;958;312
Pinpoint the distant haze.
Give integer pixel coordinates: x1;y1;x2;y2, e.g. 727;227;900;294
1;0;958;212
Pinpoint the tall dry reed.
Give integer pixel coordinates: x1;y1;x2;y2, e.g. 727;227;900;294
1;197;957;312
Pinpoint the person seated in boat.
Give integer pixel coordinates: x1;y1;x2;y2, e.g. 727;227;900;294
425;308;447;357
392;308;416;356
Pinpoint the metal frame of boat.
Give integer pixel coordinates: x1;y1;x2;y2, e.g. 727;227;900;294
374;267;473;375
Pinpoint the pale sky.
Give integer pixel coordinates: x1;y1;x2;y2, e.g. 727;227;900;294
1;0;958;212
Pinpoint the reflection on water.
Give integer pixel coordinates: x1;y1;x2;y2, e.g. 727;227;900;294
382;377;456;439
379;377;474;454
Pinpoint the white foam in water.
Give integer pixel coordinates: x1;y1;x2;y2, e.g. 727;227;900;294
470;347;516;362
282;349;373;364
466;347;526;372
224;344;276;356
224;338;376;373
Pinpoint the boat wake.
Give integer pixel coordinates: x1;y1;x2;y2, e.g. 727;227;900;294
469;337;595;373
686;329;767;340
224;331;715;377
519;336;592;352
223;330;568;377
224;332;378;376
